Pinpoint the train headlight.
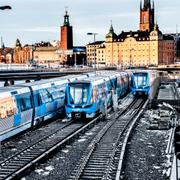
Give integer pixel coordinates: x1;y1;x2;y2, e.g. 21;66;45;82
67;113;72;118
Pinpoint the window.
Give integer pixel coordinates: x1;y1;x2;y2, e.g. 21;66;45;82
34;93;41;107
19;94;32;112
69;83;89;105
39;89;52;103
0;97;16;118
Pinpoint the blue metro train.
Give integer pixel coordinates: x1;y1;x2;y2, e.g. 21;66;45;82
0;73;94;141
130;70;160;98
65;71;131;119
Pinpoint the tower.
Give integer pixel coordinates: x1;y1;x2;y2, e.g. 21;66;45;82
140;0;155;32
60;10;73;50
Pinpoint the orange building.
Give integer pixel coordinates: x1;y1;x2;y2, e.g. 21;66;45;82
13;39;33;64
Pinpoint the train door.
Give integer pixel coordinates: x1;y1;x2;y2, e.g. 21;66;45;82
33;91;43;121
50;84;66;111
106;80;112;107
16;92;33;126
39;89;54;118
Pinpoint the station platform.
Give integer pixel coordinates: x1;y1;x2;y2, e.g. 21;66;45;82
170;155;180;180
158;84;179;100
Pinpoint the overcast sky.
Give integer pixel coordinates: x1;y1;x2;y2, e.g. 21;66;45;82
1;0;180;47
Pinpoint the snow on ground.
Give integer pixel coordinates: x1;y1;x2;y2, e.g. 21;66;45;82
124;112;171;179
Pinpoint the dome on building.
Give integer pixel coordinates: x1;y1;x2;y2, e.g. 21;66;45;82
105;24;117;39
15;38;22;47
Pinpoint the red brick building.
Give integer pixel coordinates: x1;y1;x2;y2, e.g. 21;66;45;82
0;46;13;63
60;10;73;50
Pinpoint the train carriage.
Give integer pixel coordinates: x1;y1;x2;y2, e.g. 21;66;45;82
130;70;160;98
65;71;130;119
0;86;33;141
0;73;95;141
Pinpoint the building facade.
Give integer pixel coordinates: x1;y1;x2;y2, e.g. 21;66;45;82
86;41;104;66
0;46;13;63
13;39;33;64
33;10;85;66
86;0;175;68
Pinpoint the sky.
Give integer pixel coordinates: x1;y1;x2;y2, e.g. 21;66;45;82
0;0;180;47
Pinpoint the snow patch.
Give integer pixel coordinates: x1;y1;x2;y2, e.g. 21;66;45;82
85;132;94;136
21;178;26;180
11;148;17;151
62;118;71;122
153;166;161;169
61;149;69;153
35;169;44;175
78;138;86;142
35;166;54;177
42;171;50;176
45;165;54;171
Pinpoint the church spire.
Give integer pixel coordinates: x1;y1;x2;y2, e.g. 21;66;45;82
143;0;151;10
63;9;70;26
152;0;154;9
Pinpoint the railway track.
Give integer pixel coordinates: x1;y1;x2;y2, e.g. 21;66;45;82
0;93;136;179
68;98;148;180
0;117;102;180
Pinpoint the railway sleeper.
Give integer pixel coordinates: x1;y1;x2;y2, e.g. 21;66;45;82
83;168;105;173
90;155;110;159
85;161;108;165
84;166;107;170
81;174;103;179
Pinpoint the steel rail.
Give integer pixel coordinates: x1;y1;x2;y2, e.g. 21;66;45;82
0;115;102;180
115;99;148;180
69;98;142;180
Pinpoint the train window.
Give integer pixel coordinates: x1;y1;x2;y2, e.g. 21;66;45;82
0;97;16;119
133;73;148;87
40;89;52;103
49;88;65;100
33;93;41;107
69;83;89;105
19;95;32;112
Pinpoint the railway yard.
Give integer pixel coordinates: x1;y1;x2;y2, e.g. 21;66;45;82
0;70;179;180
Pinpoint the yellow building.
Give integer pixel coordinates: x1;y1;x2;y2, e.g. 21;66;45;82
86;0;175;68
34;46;60;65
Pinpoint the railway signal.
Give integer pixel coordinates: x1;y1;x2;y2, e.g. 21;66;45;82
174;126;180;159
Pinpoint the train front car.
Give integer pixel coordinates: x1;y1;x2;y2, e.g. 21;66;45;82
131;71;150;96
65;80;94;119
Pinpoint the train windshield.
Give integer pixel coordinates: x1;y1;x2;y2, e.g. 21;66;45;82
133;73;148;87
69;83;90;105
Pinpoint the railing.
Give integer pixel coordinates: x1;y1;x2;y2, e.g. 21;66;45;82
0;64;33;70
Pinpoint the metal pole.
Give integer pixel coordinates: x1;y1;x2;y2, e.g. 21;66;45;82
75;53;77;68
130;49;132;69
94;33;96;73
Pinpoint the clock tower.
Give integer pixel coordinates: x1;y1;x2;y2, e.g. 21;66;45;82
140;0;155;32
60;10;73;50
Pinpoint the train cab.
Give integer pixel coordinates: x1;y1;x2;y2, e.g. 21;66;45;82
131;71;150;95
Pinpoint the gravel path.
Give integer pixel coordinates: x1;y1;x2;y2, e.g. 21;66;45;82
124;116;170;180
